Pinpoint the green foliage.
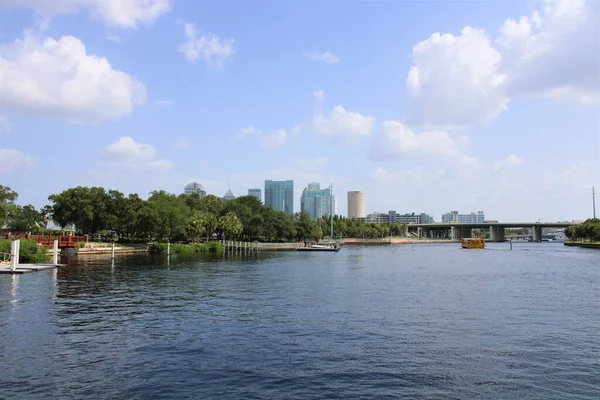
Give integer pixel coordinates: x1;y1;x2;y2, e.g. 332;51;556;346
6;204;45;232
0;185;18;228
149;241;224;253
566;218;600;242
0;238;50;263
75;241;87;249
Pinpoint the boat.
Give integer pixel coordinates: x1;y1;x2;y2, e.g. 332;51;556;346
461;238;485;249
296;243;341;252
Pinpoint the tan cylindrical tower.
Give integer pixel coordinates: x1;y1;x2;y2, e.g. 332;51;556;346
347;191;364;218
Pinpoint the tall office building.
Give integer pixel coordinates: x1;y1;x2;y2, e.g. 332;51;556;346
248;188;262;202
184;182;206;197
347;191;365;218
300;182;336;220
441;210;485;223
264;180;294;215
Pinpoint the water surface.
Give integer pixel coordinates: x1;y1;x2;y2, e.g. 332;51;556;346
1;243;599;399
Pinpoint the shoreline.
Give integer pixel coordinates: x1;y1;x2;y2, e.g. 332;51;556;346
564;241;600;249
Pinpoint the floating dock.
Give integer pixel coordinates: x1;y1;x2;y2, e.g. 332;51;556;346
0;239;64;274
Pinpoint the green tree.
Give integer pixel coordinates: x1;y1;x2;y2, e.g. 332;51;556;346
0;185;18;228
295;212;320;242
7;204;45;232
219;211;243;240
187;212;206;243
48;186;112;233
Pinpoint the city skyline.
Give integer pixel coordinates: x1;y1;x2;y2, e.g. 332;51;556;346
0;1;598;222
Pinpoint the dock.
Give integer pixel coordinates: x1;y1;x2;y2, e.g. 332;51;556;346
0;238;63;274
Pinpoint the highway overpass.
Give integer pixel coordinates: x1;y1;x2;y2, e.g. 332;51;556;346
406;222;573;242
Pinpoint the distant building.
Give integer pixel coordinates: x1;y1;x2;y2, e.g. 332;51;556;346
248;188;262;202
265;180;294;215
184;182;206;197
300;182;336;220
222;189;236;202
365;211;434;224
347;191;365;218
442;210;485;223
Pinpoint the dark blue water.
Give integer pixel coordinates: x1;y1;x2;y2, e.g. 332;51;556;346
1;243;599;399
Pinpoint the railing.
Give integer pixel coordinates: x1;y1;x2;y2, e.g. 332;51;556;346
5;234;88;248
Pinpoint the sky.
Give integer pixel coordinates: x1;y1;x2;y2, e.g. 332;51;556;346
0;0;598;222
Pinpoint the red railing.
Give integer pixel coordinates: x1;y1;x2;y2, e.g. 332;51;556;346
5;234;88;248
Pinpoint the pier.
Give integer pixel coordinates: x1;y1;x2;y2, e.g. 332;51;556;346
0;238;64;274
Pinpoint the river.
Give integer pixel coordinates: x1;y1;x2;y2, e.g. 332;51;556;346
1;242;598;399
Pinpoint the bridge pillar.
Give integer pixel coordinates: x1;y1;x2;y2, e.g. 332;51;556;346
451;226;472;240
532;225;542;242
417;227;422;239
490;226;506;242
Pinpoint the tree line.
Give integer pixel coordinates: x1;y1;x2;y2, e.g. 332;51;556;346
0;185;408;243
564;218;600;243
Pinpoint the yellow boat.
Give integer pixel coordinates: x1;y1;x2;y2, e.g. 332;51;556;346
461;238;485;249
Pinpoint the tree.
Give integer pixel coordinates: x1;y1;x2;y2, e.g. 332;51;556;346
7;205;45;232
219;212;243;240
295;212;320;242
48;186;112;233
187;213;206;243
0;185;18;228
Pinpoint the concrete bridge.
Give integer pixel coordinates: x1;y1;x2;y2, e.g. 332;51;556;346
406;222;573;242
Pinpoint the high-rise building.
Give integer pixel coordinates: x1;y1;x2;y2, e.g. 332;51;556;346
248;188;262;202
184;182;206;197
265;180;294;215
441;210;485;223
223;189;236;202
347;191;365;218
300;182;336;220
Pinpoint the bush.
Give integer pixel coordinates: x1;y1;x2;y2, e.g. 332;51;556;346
0;238;50;263
75;241;87;249
149;241;224;254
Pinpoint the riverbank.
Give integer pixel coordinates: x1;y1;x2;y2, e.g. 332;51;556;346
339;238;459;245
564;241;600;249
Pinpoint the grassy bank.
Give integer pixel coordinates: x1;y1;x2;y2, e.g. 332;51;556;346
149;242;224;254
564;241;600;249
0;238;50;263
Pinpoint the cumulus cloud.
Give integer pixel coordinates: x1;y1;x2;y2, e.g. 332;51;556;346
2;0;171;28
406;0;600;129
304;51;339;64
100;137;173;172
370;121;461;160
0;32;146;123
178;23;235;69
407;26;508;129
0;148;35;173
493;154;525;171
314;105;375;141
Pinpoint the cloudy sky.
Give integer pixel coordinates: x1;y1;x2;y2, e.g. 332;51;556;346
0;0;598;222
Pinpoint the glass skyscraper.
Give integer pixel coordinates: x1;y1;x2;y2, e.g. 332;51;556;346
264;180;294;215
300;182;336;220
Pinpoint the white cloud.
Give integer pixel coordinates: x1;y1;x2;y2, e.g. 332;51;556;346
173;136;190;150
232;126;257;140
370;121;461;160
493;154;525;171
407;26;508;129
0;31;146;124
305;51;339;64
178;23;235;69
0;116;11;133
406;0;600;129
314;105;375;140
155;99;172;106
105;35;121;43
3;0;171;28
313;90;325;99
0;148;35;173
100;137;172;172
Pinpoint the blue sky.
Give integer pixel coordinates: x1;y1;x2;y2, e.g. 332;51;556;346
0;0;598;222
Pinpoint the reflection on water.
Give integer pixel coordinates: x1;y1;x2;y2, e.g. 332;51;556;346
0;243;599;399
